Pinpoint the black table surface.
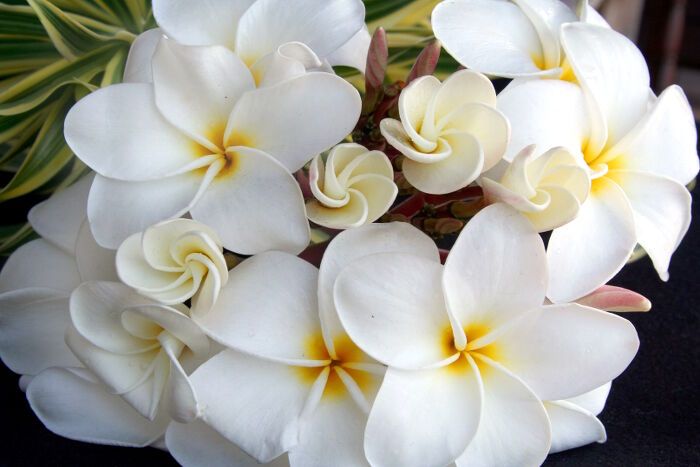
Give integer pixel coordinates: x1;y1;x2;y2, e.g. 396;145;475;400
1;192;698;466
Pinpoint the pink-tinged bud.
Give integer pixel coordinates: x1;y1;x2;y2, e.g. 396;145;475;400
365;28;388;92
576;285;652;312
406;40;442;84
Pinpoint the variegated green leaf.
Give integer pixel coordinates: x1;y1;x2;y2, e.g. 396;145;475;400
0;90;73;201
0;43;119;115
0;222;36;256
28;0;134;60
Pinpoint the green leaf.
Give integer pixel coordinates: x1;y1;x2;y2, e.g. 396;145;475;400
0;90;74;200
0;39;58;77
0;222;36;256
0;3;50;40
0;43;120;115
28;0;133;60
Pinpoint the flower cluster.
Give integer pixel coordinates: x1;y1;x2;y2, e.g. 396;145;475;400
0;0;696;466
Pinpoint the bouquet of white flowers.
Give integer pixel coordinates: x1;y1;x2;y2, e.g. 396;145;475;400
0;0;697;466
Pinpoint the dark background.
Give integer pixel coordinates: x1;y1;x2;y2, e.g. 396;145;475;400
1;0;699;465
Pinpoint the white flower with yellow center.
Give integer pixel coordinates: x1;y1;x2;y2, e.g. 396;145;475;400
67;282;210;423
380;69;510;194
432;0;607;80
116;219;228;314
498;23;699;302
164;222;439;466
306;143;398;229
333;204;639;467
481;145;590;232
152;0;370;84
65;36;361;254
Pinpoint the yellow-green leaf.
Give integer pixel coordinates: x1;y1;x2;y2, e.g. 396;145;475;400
0;91;74;201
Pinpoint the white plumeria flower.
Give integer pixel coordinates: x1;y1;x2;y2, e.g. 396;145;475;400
306;143;398;229
498;23;699;302
65;36;361;253
0;175;115;379
380;69;510;194
334;204;639;467
481;145;590;232
116;219;228;314
164;222;438;466
432;0;607;79
152;0;370;81
67;281;210;423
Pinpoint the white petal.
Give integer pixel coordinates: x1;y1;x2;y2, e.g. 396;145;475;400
70;281;162;354
87;173;202;249
27;367;169;447
325;26;371;72
123;28;162;83
65;326;166;420
252;42;323;88
547;177;636;302
433;0;554;78
365;360;482;467
399;76;442;152
195;252;326;364
153;0;255;49
318;222;439;356
227;73;361;172
495;303;639;400
566;382;612;415
444;203;547;331
0;288;78;374
347;175;398;223
605;86;699;185
545;400;606;454
189;147;310;255
442;103;510;171
0;239;79;293
560;23;650;151
166;420;290;467
64;83;198;181
191;349;311;463
498;79;589;162
456;357;550;467
334;252;453;369
289;395;368;466
27;173;92;254
402;132;484;194
75;220;118;282
152;37;254;146
235;0;365;65
380;118;450;163
429;70;498;119
612;171;692;281
512;0;577;68
306;190;369;229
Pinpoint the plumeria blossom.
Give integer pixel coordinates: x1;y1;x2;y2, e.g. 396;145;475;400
0;175;115;378
432;0;607;79
380;69;510;194
116;219;228;314
481;145;590;232
333;204;639;467
67;281;210;423
152;0;370;81
165;222;438;466
306;143;398;229
498;23;699;302
65;36;361;253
